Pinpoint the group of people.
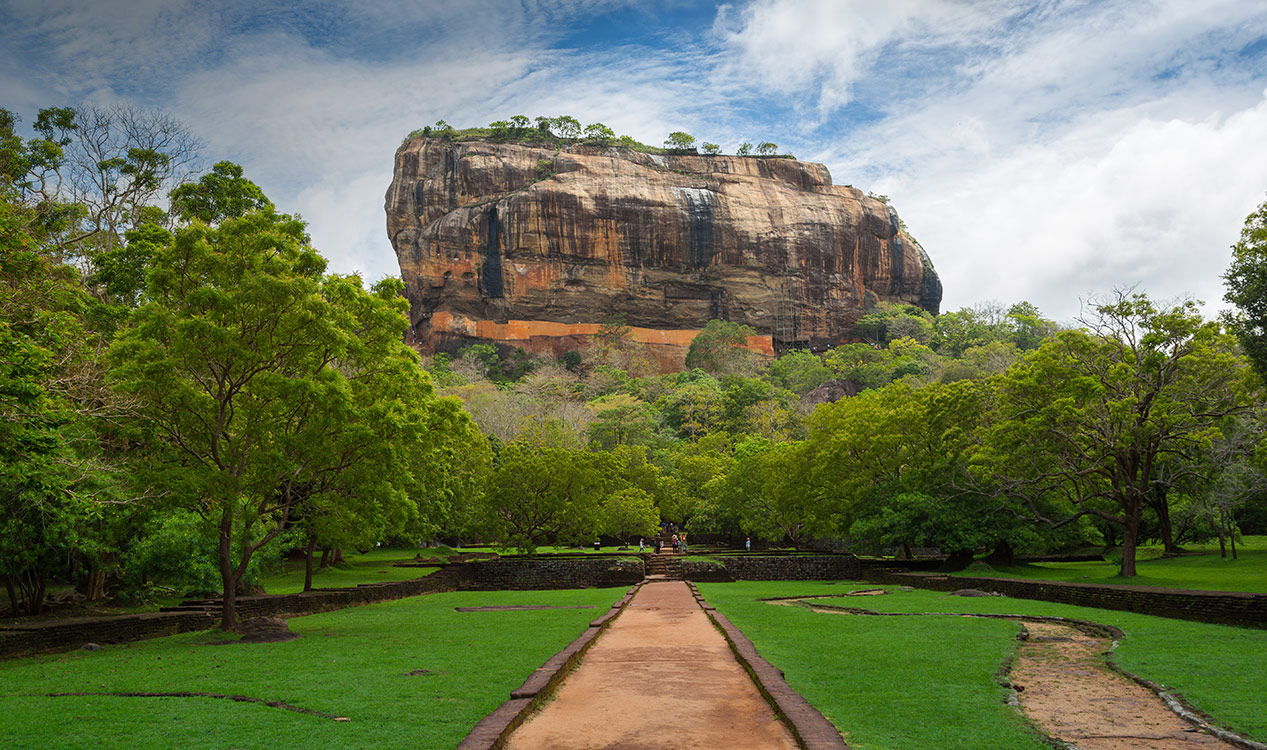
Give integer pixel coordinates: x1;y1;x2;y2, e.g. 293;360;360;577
635;532;755;553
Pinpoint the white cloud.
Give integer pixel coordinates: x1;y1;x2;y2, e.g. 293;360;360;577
3;0;1265;321
713;0;1016;116
728;0;1267;319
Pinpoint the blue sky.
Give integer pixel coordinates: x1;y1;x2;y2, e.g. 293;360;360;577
2;0;1266;321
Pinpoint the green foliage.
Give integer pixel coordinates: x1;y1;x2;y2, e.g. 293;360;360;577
685;319;759;375
551;115;581;140
973;293;1254;575
107;197;486;625
582;122;615;145
756;141;778;156
701;142;721;155
474;441;607;553
1223;195;1267;380
765;349;831;395
664;131;696;151
600;487;659;543
123;510;257;596
586;393;660;449
736;142;753;156
169;161;272;224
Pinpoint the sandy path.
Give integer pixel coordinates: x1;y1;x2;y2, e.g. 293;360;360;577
504;580;798;750
1012;621;1237;750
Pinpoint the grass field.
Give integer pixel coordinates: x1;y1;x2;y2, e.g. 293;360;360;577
258;546;441;595
698;581;1267;750
0;587;626;749
958;536;1267;594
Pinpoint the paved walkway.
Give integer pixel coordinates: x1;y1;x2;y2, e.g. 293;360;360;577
504;580;798;750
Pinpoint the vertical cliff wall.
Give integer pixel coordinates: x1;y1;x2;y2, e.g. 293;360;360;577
385;138;941;370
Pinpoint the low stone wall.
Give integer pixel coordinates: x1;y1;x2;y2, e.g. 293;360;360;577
862;568;1267;629
458;557;644;591
0;568;465;659
681;554;861;582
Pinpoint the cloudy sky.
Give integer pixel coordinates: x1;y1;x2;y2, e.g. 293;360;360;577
3;0;1265;321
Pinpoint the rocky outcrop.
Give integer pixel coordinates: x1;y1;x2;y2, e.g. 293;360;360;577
385;138;941;370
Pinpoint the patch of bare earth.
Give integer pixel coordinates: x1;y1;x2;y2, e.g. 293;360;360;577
1012;621;1235;750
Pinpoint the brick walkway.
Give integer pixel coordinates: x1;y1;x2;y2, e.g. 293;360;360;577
504;580;798;750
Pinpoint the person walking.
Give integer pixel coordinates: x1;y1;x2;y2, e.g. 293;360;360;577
745;537;751;552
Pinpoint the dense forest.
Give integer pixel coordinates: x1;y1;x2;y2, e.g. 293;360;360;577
4;105;1266;629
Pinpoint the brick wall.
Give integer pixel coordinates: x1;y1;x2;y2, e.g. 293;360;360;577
683;554;861;582
458;557;644;590
0;568;466;659
861;568;1267;629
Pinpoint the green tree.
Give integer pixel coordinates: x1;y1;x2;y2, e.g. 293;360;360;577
766;350;831;395
552;116;582;140
685;319;759;375
476;442;605;553
657;374;726;439
600;487;660;545
1223;195;1267;380
108;199;472;627
583;123;615;146
973;293;1253;576
701;142;721;155
665;131;696;151
756;142;778;156
736;142;753;156
1;113;128;614
169;161;272;225
587;393;660;449
509;115;530;131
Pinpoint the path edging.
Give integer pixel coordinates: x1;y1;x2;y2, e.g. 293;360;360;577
688;582;850;750
795;597;1267;750
455;583;644;750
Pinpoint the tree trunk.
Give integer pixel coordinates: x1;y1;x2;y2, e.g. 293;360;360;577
1149;487;1180;554
2;575;17;615
986;540;1015;567
218;507;238;630
303;531;317;592
86;569;107;601
319;547;331;569
333;548;344;564
31;573;46;616
900;542;912;560
1119;496;1142;577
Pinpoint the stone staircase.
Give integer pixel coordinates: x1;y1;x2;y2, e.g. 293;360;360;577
644;552;683;580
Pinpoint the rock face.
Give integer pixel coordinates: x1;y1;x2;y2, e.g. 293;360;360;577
385;138;941;370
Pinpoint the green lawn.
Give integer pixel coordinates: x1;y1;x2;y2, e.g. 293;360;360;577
958;536;1267;594
257;546;440;594
698;581;1267;750
0;587;625;749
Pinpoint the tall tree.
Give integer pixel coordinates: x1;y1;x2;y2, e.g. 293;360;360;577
1223;195;1267;380
108;196;475;627
973;293;1253;575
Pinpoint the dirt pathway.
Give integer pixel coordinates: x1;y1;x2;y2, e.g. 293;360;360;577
1012;621;1236;750
504;580;798;750
784;596;1243;750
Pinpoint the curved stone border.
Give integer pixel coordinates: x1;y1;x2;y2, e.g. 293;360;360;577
689;583;850;750
455;583;644;750
785;597;1267;750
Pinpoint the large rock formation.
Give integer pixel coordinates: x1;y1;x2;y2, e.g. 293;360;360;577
385;137;941;370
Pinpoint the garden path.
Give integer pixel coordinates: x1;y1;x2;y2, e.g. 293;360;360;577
503;580;797;750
